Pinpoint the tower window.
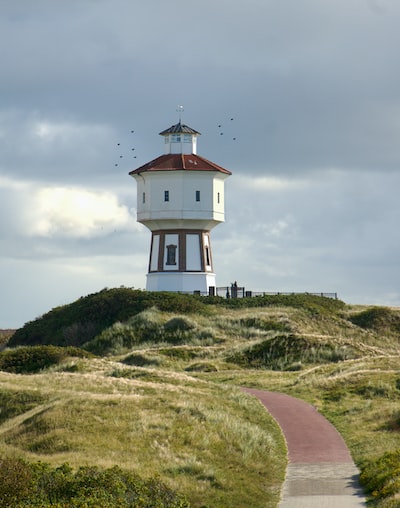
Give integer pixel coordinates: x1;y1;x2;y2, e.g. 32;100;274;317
142;192;145;204
166;244;177;265
217;192;220;204
164;190;169;202
195;190;200;202
205;246;211;266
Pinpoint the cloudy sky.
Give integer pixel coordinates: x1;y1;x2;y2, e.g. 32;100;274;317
1;0;400;328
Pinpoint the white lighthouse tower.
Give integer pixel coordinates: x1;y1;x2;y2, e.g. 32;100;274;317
129;116;231;294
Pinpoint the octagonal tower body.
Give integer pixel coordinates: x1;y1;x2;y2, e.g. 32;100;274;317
129;122;231;293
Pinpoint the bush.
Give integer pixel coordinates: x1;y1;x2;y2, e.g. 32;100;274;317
84;322;139;355
122;353;161;367
360;450;400;501
9;289;208;349
163;316;197;344
0;457;33;505
0;457;190;507
205;293;345;314
84;309;167;355
236;317;292;333
349;307;400;334
228;334;358;370
85;311;203;355
0;346;91;374
185;362;218;372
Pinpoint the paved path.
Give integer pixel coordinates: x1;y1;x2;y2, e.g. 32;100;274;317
243;389;367;507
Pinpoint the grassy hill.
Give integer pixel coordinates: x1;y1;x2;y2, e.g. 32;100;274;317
1;289;400;507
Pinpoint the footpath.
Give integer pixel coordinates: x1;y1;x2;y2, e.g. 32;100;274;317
243;389;367;508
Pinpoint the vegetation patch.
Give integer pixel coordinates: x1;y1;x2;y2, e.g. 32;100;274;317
206;293;345;313
9;288;208;348
157;347;205;361
0;345;91;374
236;316;292;333
0;457;190;507
0;390;47;424
360;450;400;503
185;362;218;373
0;329;15;348
84;310;217;356
349;307;400;335
4;290;400;506
122;352;161;367
228;334;358;370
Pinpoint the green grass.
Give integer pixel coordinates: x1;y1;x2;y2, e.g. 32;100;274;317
2;290;400;506
0;367;286;507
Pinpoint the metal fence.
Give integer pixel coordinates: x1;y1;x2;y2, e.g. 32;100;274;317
214;287;337;299
191;286;338;300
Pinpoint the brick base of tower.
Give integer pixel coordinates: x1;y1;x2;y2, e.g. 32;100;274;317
146;272;216;293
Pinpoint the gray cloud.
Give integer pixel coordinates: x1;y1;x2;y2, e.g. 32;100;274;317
1;0;399;327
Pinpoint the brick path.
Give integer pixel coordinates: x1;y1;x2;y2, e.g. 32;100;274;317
243;389;367;507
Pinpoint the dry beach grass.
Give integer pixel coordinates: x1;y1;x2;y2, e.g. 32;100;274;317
1;291;400;506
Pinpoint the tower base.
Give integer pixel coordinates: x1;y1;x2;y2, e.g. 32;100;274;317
146;272;216;294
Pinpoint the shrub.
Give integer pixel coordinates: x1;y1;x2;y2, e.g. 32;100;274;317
237;317;292;333
228;334;357;370
0;458;190;507
9;288;207;349
205;293;345;314
84;322;139;355
185;362;218;372
164;316;196;332
122;353;161;367
360;450;400;501
0;329;15;348
0;346;91;374
0;457;33;505
349;307;400;334
84;309;165;355
163;316;197;344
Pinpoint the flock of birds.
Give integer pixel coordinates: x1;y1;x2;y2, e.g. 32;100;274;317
113;117;238;169
114;129;137;167
217;117;237;141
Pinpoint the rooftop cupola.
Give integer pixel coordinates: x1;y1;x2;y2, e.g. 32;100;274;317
159;122;200;155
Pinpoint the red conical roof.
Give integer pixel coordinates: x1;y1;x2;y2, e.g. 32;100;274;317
129;154;231;176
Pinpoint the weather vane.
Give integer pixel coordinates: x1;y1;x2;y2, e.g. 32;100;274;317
177;105;184;123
